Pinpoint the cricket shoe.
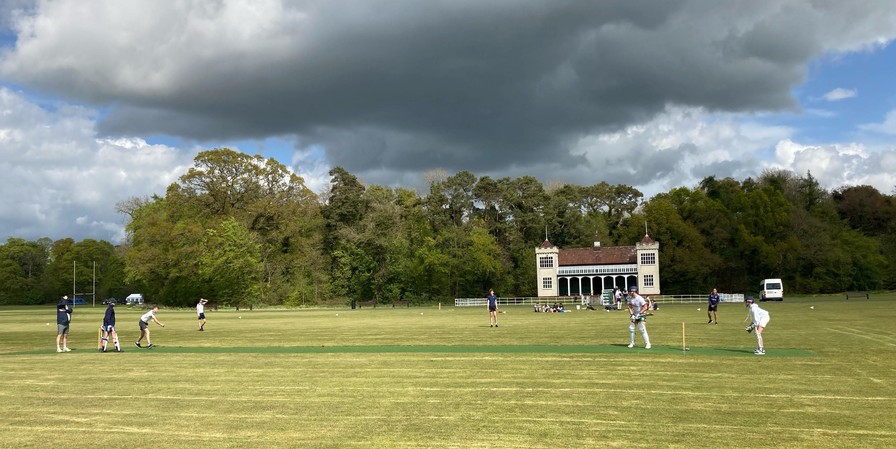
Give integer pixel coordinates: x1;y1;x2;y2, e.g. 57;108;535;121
645;344;651;349
627;343;634;348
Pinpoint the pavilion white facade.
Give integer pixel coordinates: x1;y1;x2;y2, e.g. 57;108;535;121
535;233;660;297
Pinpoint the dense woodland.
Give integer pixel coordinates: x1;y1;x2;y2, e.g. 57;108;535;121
2;148;895;307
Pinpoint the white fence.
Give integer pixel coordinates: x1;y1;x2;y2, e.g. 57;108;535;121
455;293;744;307
649;293;744;303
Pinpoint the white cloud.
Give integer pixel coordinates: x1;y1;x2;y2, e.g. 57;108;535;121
822;87;857;101
290;143;332;195
859;109;896;135
772;139;896;193
0;86;331;242
0;87;197;242
568;106;793;197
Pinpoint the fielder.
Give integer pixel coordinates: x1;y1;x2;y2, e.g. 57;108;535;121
487;289;499;327
135;305;165;349
197;298;209;331
100;300;121;352
627;286;651;349
56;296;73;353
744;296;770;355
613;286;623;310
707;287;720;324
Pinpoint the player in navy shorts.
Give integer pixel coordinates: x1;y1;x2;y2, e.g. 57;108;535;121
708;288;720;324
487;289;499;327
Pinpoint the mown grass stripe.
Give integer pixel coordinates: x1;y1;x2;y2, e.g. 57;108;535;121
4;344;816;356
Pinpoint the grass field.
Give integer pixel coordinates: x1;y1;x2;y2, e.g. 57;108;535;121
1;296;895;448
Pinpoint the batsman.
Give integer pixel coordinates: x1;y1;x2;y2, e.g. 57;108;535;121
744;296;770;355
626;286;652;349
100;300;121;352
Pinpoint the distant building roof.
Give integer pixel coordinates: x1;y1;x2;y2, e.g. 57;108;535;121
538;240;556;249
558;246;636;266
640;234;655;244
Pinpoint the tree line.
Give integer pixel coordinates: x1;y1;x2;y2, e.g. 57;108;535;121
2;148;894;306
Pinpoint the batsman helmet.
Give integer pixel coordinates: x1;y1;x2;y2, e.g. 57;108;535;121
628;285;638;292
745;296;755;305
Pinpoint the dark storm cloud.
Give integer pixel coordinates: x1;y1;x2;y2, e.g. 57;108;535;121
3;0;896;187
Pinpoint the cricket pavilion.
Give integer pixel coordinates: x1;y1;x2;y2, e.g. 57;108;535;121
535;233;660;298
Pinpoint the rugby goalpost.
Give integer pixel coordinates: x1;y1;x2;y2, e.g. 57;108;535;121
70;260;97;308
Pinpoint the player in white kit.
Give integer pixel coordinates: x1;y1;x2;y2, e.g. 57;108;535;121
197;298;208;331
627;286;651;349
745;296;770;355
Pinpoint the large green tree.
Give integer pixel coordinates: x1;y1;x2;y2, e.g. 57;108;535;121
0;238;50;304
125;148;323;306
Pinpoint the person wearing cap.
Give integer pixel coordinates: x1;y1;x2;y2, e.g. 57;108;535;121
626;286;651;349
197;298;209;331
745;296;770;355
613;287;623;310
56;296;73;353
707;288;721;324
100;300;121;352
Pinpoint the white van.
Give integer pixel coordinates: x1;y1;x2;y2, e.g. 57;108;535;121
759;279;783;301
125;293;144;305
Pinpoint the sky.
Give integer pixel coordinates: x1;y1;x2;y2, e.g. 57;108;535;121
1;0;896;243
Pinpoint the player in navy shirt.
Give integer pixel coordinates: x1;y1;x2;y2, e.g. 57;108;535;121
56;296;73;353
707;288;721;324
487;289;499;327
101;301;121;352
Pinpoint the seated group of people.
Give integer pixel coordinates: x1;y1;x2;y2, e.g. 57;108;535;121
533;302;566;313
